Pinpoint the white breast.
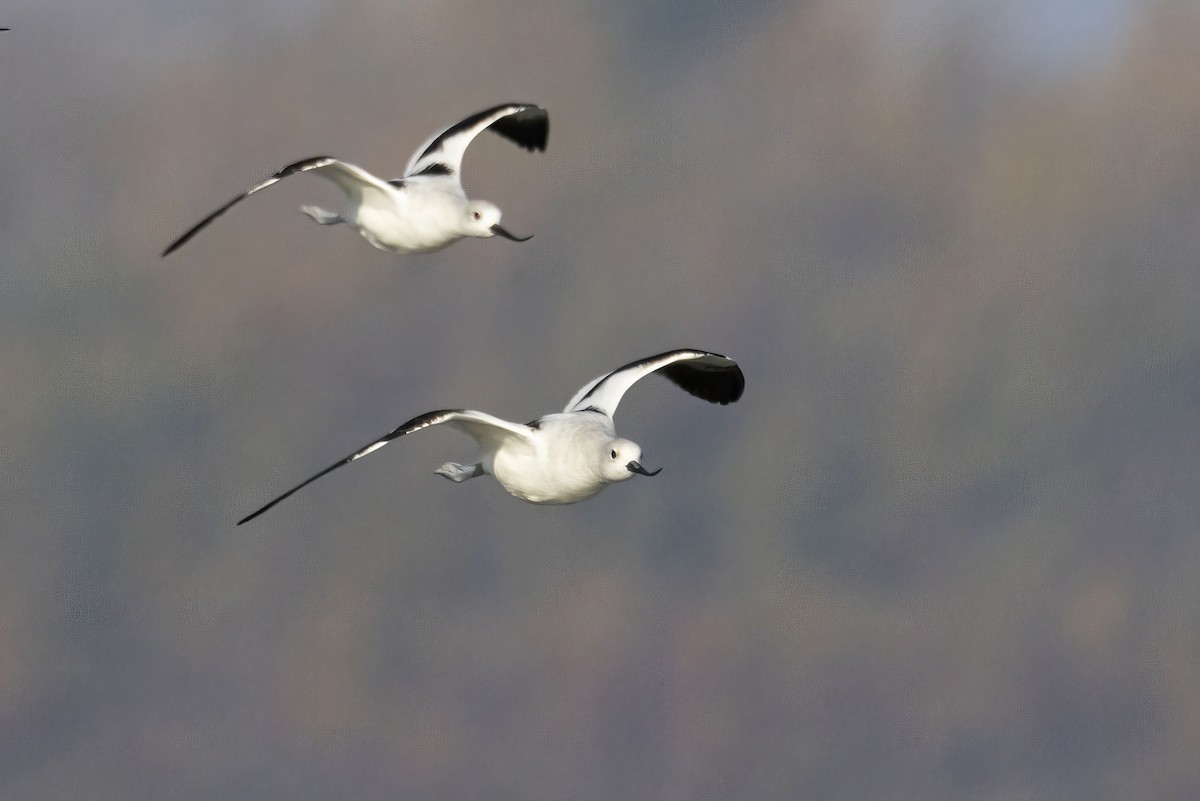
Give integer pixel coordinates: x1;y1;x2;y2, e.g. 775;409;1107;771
350;186;465;254
489;414;614;504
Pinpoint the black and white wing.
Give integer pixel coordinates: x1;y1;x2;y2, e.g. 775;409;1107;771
237;409;535;525
564;349;745;418
402;103;548;179
162;157;395;257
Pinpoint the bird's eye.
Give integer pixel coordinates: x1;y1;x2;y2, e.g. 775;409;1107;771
610;449;618;459
472;211;481;220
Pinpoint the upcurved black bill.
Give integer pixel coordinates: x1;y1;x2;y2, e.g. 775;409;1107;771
627;461;662;477
490;223;533;242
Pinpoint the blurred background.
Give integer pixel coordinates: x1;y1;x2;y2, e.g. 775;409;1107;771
2;0;1199;798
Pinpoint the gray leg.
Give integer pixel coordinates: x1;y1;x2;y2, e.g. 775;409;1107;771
435;462;485;483
300;205;343;225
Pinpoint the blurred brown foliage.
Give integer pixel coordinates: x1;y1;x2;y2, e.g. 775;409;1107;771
1;1;1199;799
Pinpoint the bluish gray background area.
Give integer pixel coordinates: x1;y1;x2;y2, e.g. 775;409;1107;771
1;0;1198;798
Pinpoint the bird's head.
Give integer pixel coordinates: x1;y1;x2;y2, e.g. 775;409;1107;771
464;200;532;242
602;438;662;483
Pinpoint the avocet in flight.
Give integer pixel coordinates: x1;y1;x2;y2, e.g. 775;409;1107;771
163;103;548;257
237;349;744;524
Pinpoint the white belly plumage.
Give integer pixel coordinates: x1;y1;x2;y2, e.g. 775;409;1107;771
349;191;463;254
487;416;613;504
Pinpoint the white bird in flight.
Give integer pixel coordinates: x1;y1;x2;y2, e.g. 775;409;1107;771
162;102;548;257
237;349;745;524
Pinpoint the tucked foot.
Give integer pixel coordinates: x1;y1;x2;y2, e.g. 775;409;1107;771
435;462;485;483
300;205;343;225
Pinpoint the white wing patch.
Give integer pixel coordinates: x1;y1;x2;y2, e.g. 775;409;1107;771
403;103;548;179
163;157;395;257
237;409;536;525
563;350;745;418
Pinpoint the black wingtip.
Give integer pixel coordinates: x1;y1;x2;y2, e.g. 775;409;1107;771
491;104;549;153
713;364;746;405
161;226;200;257
660;354;745;406
234;463;336;526
161;205;225;257
236;504;270;526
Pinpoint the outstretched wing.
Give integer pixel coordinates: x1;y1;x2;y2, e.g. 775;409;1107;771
162;157;394;256
237;409;535;525
563;349;745;418
402;103;548;179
